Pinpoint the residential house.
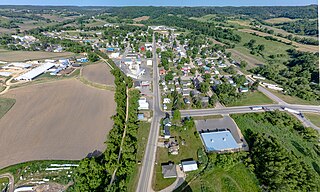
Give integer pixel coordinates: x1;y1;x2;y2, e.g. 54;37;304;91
162;163;177;179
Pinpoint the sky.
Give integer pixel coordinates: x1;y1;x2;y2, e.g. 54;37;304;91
0;0;318;6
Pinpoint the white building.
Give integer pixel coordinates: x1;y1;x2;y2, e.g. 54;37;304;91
163;98;171;104
147;60;153;66
181;160;198;172
14;63;55;81
138;97;149;110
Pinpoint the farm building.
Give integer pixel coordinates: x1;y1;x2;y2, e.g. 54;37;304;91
14;63;55;81
0;71;12;77
181;160;198;172
200;131;241;153
2;62;32;70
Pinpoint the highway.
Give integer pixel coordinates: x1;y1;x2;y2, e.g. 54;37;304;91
136;33;163;192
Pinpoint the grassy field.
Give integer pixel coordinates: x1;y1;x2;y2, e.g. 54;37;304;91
264;17;295;24
232;112;320;188
153;125;203;191
268;89;320;105
304;113;320;127
193;115;223;120
234;30;294;64
0;160;78;186
186;163;260;192
0;97;15;119
127;122;151;192
227;91;274;107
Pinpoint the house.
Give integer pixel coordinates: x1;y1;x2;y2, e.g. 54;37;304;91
159;68;166;75
193;76;203;89
134;81;141;89
162;163;177;179
163;98;171;104
138;97;149;110
163;117;171;127
181;160;198;172
201;97;209;103
147;60;153;66
164;126;171;139
183;98;190;104
181;90;191;97
239;86;249;93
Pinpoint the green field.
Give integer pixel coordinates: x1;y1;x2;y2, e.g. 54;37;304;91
153;125;203;191
234;30;294;64
227;91;274;107
268;89;320;105
186;163;260;192
231;112;320;188
127;122;151;192
305;113;320;127
0;97;15;119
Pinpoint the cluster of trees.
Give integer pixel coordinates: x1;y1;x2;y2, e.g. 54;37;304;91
244;39;265;55
250;49;319;101
0;20;19;29
159;50;174;70
276;19;318;36
246;132;316;191
72;52;140;191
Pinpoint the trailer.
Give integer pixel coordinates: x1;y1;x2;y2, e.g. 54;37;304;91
250;106;263;110
283;107;300;114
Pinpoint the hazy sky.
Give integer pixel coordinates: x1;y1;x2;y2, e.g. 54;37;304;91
0;0;317;6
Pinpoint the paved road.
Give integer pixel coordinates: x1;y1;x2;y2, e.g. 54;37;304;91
0;173;14;192
136;33;164;192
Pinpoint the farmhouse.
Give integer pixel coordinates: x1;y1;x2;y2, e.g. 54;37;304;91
14;63;55;81
200;131;241;153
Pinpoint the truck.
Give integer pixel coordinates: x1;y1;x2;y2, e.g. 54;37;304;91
283;107;300;114
251;106;263;110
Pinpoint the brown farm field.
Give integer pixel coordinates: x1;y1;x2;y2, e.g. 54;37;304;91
133;16;150;22
0;51;76;62
82;62;114;85
0;79;115;169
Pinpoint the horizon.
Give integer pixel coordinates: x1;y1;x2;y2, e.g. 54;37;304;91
0;0;318;7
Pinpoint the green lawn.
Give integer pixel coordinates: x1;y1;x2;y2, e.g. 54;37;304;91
305;113;320;127
0;97;15;119
227;91;274;107
187;163;260;192
153;125;204;191
268;89;320;105
127;122;151;192
234;30;294;64
231;112;320;189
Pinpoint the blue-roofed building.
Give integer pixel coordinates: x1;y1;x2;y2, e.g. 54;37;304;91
200;131;241;153
138;113;144;120
106;47;115;52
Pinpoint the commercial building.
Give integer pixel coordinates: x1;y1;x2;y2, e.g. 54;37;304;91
200;131;241;153
14;63;55;81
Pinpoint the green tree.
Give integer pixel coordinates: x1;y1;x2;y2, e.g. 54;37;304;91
173;109;181;122
88;52;99;62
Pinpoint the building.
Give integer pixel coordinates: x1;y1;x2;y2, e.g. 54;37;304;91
200;131;241;153
164;126;171;139
161;163;177;179
138;97;149;110
14;63;55;81
181;160;198;172
147;59;153;66
163;98;171;104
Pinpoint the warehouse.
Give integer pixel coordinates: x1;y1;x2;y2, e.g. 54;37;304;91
200;131;241;153
14;63;55;81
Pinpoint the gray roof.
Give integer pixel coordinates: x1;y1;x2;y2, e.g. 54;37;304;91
162;163;177;178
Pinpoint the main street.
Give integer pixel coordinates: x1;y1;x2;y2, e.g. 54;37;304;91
136;33;163;192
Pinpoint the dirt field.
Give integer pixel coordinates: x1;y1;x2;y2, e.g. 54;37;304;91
238;28;319;53
82;62;114;85
0;79;115;169
264;17;295;24
0;51;76;62
133;16;150;22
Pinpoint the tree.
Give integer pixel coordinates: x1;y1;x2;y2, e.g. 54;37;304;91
146;50;152;58
233;75;246;86
88;52;99;62
200;82;210;93
172;109;181;122
251;81;259;91
239;60;247;68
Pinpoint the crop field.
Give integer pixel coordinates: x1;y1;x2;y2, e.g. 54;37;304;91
0;79;115;169
82;62;114;85
133;16;150;22
0;50;76;62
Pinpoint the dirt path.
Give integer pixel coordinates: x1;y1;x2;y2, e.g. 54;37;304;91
0;173;14;192
227;49;264;68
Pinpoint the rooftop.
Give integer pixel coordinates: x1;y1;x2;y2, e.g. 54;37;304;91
200;131;240;152
161;163;177;178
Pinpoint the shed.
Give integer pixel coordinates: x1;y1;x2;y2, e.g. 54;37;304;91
181;160;198;172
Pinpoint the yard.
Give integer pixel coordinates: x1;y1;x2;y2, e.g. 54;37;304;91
0;79;116;169
185;163;260;192
153;125;203;191
304;113;320;127
226;91;274;107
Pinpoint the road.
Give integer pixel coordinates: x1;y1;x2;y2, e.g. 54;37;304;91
0;173;14;192
136;33;164;192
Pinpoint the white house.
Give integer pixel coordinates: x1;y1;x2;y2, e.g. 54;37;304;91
138;97;149;110
163;98;171;104
181;160;198;172
147;60;153;66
